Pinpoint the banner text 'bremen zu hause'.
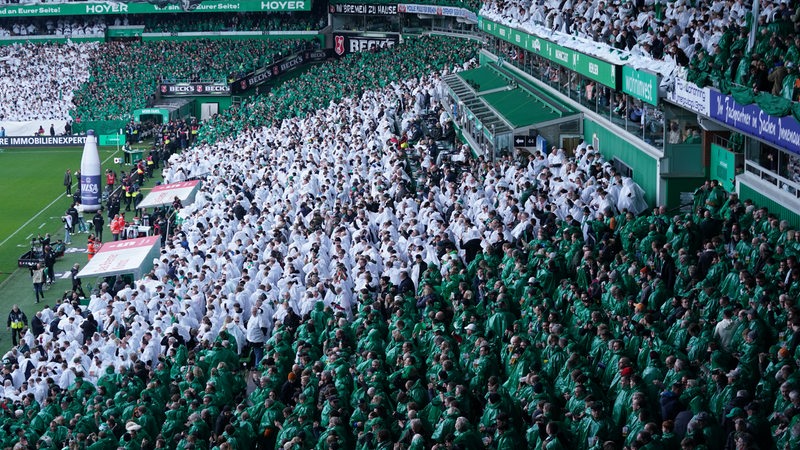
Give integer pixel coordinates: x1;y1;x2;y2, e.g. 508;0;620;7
329;3;398;15
0;0;309;17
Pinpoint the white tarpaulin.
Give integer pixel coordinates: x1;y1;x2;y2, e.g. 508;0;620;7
77;236;161;280
137;180;201;209
0;120;69;137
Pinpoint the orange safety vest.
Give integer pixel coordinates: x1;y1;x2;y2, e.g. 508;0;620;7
87;241;97;260
110;217;125;234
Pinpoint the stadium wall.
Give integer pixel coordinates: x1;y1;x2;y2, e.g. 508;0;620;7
738;176;800;229
583;120;658;207
0;32;322;47
0;120;69;137
0;35;103;46
662;177;705;213
141;31;323;46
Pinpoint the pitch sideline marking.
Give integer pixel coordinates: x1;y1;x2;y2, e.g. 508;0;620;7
0;151;120;250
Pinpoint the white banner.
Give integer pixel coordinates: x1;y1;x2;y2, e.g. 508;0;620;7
137;180;201;209
0;120;69;138
77;236;161;279
668;78;710;117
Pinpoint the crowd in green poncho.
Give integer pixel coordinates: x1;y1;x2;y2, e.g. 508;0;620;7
198;35;478;144
687;19;800;99
9;32;800;450
141;12;324;33
70;39;308;121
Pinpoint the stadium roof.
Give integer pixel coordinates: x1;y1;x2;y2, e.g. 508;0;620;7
448;63;579;134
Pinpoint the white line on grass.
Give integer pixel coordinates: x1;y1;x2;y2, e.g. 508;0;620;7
0;151;120;250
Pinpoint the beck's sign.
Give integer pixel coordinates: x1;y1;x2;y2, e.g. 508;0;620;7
332;33;399;56
159;82;230;97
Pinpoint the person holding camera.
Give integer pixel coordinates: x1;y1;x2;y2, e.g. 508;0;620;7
31;263;45;303
62;214;73;245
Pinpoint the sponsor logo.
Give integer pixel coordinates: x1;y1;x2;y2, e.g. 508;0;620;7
260;0;305;10
279;55;304;72
169;85;194;93
85;2;127;14
160;83;229;96
348;37;396;53
334;35;345;56
0;136;87;146
81;183;99;194
202;84;229;93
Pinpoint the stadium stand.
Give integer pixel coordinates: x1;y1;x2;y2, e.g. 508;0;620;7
480;0;800;125
0;13;324;36
3;0;800;445
0;41;98;122
70;39;309;122
199;36;478;143
141;12;325;32
4;28;800;449
331;0;482;12
0;17;106;37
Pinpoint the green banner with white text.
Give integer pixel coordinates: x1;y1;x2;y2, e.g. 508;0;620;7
0;0;309;17
622;66;659;106
479;17;618;88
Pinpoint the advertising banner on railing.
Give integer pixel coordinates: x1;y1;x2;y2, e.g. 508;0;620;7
332;33;399;57
0;0;310;17
479;18;618;88
329;3;397;15
622;66;659;106
0;135;87;147
709;89;800;156
397;4;477;23
667;77;710;116
159;82;230;97
230;49;332;94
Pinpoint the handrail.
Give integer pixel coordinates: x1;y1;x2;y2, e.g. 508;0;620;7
744;160;800;199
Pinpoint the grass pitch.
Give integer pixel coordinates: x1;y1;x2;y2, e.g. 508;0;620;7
0;145;125;346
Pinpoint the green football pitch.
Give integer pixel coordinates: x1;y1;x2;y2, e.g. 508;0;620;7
0;145;126;346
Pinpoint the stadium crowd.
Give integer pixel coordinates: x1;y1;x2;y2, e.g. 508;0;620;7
141;12;325;32
199;36;475;143
0;13;324;37
479;0;800;94
0;17;106;37
0;42;98;122
70;39;309;122
1;34;799;450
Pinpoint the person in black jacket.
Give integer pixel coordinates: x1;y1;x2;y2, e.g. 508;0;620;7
92;211;105;242
80;314;98;345
30;311;45;337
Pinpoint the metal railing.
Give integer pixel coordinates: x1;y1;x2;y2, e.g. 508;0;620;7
744;160;800;199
